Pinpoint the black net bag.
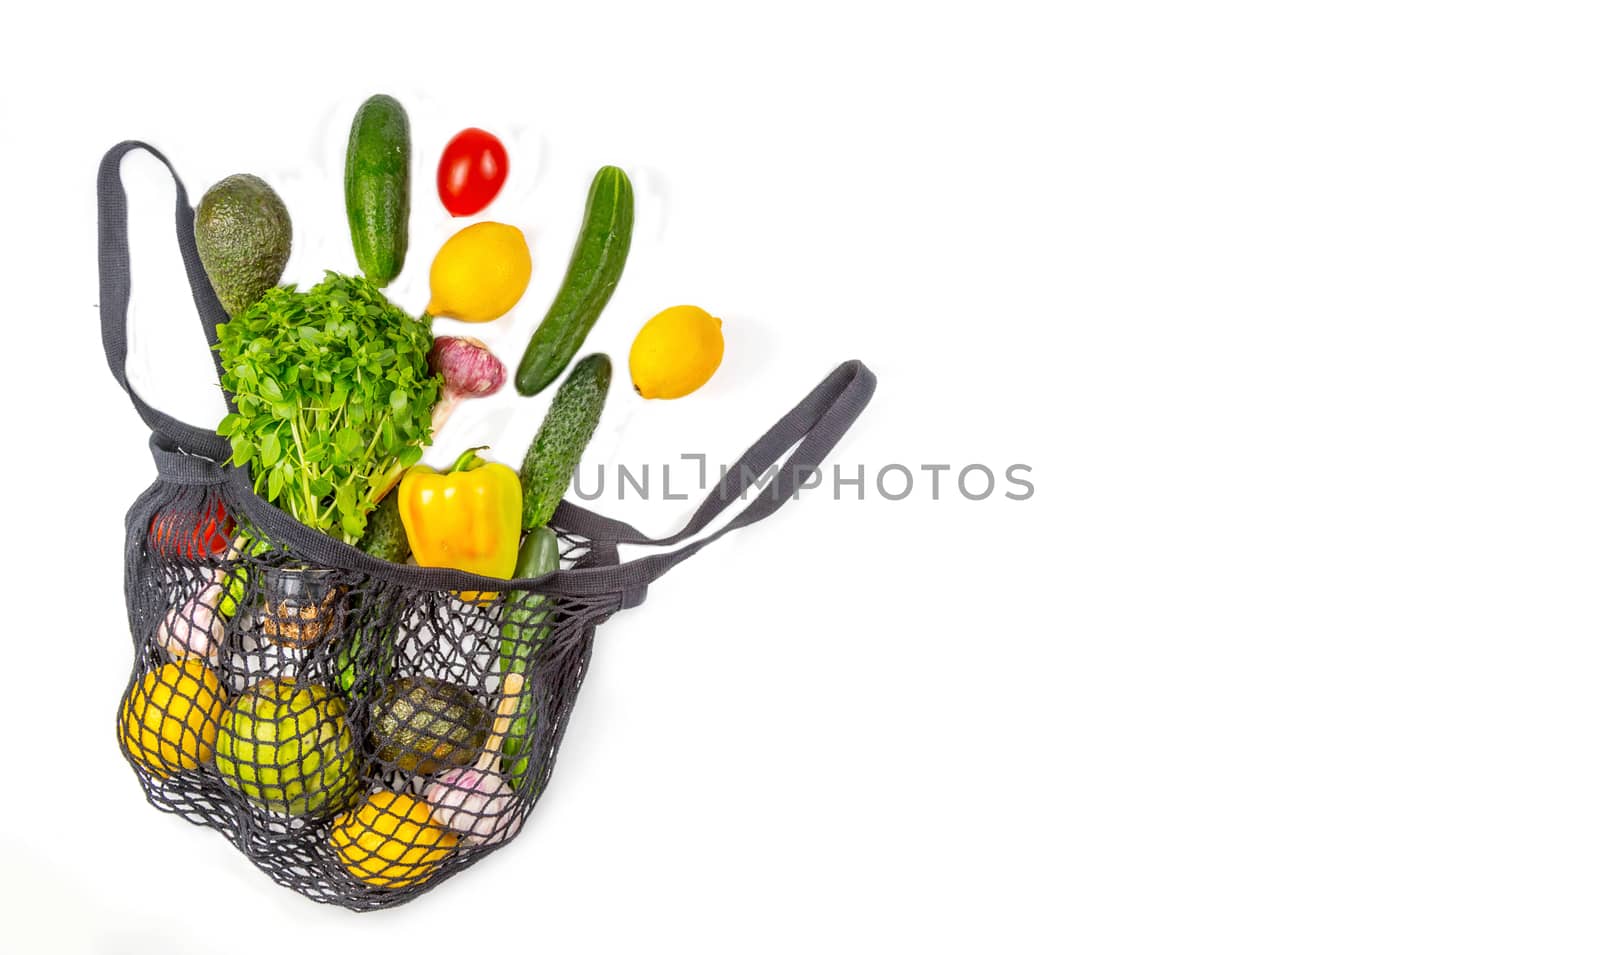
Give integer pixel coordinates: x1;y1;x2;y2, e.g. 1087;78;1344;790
98;142;876;911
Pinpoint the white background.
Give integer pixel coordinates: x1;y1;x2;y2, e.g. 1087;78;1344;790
2;1;1597;951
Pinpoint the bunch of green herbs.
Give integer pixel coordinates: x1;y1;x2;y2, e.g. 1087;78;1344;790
215;271;440;543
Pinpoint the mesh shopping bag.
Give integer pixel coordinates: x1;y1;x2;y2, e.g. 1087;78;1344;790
99;142;876;910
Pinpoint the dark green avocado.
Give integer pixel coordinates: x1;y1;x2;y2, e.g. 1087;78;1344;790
194;174;292;316
369;676;489;774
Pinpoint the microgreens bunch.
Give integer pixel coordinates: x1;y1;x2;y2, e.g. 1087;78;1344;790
216;272;440;543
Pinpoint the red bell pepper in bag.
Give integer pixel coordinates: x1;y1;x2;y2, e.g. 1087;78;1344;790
149;499;233;558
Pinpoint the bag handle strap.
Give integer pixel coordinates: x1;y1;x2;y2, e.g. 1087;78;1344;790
548;359;876;607
98;140;232;461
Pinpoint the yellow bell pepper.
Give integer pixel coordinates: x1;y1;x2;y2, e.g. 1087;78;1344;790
398;447;522;598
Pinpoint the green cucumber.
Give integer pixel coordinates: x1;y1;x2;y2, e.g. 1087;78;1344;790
356;490;411;565
344;94;410;286
519;354;612;530
333;613;397;698
500;526;562;788
514;166;633;395
337;494;408;695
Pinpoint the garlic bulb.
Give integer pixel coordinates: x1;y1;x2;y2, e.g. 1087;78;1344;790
429;336;506;434
157;581;225;664
421;672;525;846
421;768;522;846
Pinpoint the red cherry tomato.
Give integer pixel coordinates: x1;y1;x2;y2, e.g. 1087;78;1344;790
437;128;509;217
150;499;234;559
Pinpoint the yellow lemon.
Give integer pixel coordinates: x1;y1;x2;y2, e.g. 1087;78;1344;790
331;790;458;889
118;659;225;778
426;222;531;323
629;305;725;399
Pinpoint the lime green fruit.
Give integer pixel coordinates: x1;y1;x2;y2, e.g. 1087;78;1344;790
215;679;357;816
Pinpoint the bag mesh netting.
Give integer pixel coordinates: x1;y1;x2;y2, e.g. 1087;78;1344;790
122;468;619;908
99;142;875;910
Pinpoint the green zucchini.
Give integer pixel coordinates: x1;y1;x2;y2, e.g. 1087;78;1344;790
514;166;633;395
500;526;562;788
344;94;410;286
519;354;611;530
